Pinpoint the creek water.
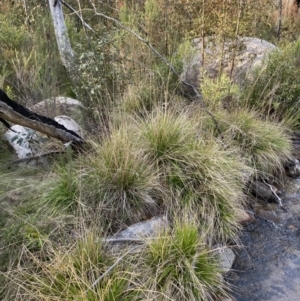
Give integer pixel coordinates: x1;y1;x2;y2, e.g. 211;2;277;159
229;177;300;301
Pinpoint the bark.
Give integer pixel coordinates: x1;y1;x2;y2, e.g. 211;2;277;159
48;0;75;73
0;89;84;146
277;0;282;40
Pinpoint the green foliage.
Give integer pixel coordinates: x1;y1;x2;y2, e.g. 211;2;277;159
1;1;298;300
0;8;68;104
144;221;226;300
1;216;45;254
0;14;28;57
195;73;292;177
0;165;49;251
40;164;79;214
243;40;300;128
140;109;196;163
75;33;119;107
222;109;292;175
201;73;240;110
119;82;160;114
196;105;292;177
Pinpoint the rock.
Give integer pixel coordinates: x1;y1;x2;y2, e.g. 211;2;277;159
291;131;300;160
4;115;83;164
237;210;255;225
4;125;44;159
3;95;85;164
285;158;300;178
250;180;281;202
54;115;84;138
112;216;169;240
215;246;236;273
180;36;277;93
30;97;85;119
104;216;169;254
255;207;279;223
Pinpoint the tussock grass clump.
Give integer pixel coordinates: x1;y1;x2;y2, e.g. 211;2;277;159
4;231;137;301
218;109;292;175
137;108;250;242
120;81;162;115
190;142;249;241
142;221;228;301
190;92;292;177
40;164;79;214
139;109;198;163
82;128;161;224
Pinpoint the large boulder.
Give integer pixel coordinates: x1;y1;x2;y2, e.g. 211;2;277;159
180;37;277;93
5;125;43;160
54;115;84;138
5;115;83;165
30;96;85;119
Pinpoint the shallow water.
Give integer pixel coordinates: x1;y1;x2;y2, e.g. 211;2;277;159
229;178;300;301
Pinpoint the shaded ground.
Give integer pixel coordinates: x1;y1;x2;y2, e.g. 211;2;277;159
229;177;300;301
0;147;57;297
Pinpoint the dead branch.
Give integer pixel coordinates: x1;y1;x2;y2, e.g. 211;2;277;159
0;89;84;147
60;0;95;32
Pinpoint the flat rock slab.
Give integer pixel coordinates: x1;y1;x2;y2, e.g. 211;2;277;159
112;216;169;240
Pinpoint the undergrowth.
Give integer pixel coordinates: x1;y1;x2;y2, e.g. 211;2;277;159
0;0;297;300
242;39;300;129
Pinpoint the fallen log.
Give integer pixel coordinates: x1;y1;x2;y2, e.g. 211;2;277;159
0;89;84;148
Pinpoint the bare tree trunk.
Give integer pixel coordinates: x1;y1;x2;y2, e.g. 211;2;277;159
277;0;282;40
48;0;75;73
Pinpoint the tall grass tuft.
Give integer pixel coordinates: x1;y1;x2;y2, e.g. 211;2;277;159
82;127;161;224
142;221;228;301
218;108;292;175
137;108;250;242
3;230;137;301
139;109;197;164
39;164;80;214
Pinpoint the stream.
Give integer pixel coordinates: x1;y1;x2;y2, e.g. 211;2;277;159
229;177;300;301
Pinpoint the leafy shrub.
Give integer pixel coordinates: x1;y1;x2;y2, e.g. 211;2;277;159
201;73;240;110
242;40;300;128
